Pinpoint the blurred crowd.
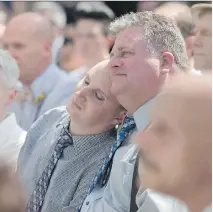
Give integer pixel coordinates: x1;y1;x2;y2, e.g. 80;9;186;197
0;1;211;212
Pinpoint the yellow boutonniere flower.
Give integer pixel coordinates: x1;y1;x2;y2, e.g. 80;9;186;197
34;93;45;104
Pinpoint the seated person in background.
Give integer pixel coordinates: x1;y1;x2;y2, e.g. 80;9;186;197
70;2;115;79
58;30;84;72
2;12;71;131
48;2;116;107
191;3;212;73
154;2;198;75
135;73;212;212
0;162;26;212
18;60;131;212
0;49;26;166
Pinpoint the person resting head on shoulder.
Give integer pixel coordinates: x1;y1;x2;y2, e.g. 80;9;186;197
18;60;131;212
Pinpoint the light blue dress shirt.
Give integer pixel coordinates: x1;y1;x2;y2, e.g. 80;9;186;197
80;99;188;212
9;64;76;131
69;66;87;81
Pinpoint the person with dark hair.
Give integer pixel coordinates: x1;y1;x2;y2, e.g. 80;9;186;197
0;50;26;166
57;24;84;72
69;2;115;81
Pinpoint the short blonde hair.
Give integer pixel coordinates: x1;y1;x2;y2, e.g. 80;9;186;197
110;11;189;71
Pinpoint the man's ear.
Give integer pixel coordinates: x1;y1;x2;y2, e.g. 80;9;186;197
112;109;127;126
105;35;115;49
160;52;174;75
6;89;17;106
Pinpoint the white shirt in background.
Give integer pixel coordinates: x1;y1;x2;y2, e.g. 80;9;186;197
0;113;26;165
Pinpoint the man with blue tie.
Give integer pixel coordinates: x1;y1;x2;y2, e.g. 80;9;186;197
3;12;75;130
18;60;136;212
80;11;190;212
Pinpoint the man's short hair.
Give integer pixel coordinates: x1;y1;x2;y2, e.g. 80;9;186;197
74;2;115;36
0;49;19;88
191;3;212;21
109;11;189;71
32;1;67;29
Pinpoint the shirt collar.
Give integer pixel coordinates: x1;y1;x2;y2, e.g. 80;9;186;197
133;97;155;131
191;68;202;76
30;64;60;98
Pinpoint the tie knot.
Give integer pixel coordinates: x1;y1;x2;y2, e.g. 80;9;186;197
122;116;135;130
117;116;135;142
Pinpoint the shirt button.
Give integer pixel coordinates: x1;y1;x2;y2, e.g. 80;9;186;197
86;201;90;206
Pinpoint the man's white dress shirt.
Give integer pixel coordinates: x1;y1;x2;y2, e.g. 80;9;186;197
80;99;188;212
0;113;26;165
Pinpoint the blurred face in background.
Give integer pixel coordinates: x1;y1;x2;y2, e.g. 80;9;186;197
135;76;212;201
2;18;52;85
58;25;84;71
193;11;212;71
74;18;109;61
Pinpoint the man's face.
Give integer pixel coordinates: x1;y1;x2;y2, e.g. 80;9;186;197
109;27;163;112
74;19;108;60
67;61;123;129
135;91;212;197
193;12;212;71
2;24;50;84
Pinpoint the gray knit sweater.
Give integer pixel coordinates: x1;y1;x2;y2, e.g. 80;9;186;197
18;106;115;212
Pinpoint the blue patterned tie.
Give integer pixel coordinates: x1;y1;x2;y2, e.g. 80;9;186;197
27;126;73;212
76;116;135;212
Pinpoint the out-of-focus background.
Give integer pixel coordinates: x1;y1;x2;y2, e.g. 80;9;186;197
0;1;209;71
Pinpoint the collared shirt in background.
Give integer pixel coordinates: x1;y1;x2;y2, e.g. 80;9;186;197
0;113;26;166
69;66;87;81
8;64;70;131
